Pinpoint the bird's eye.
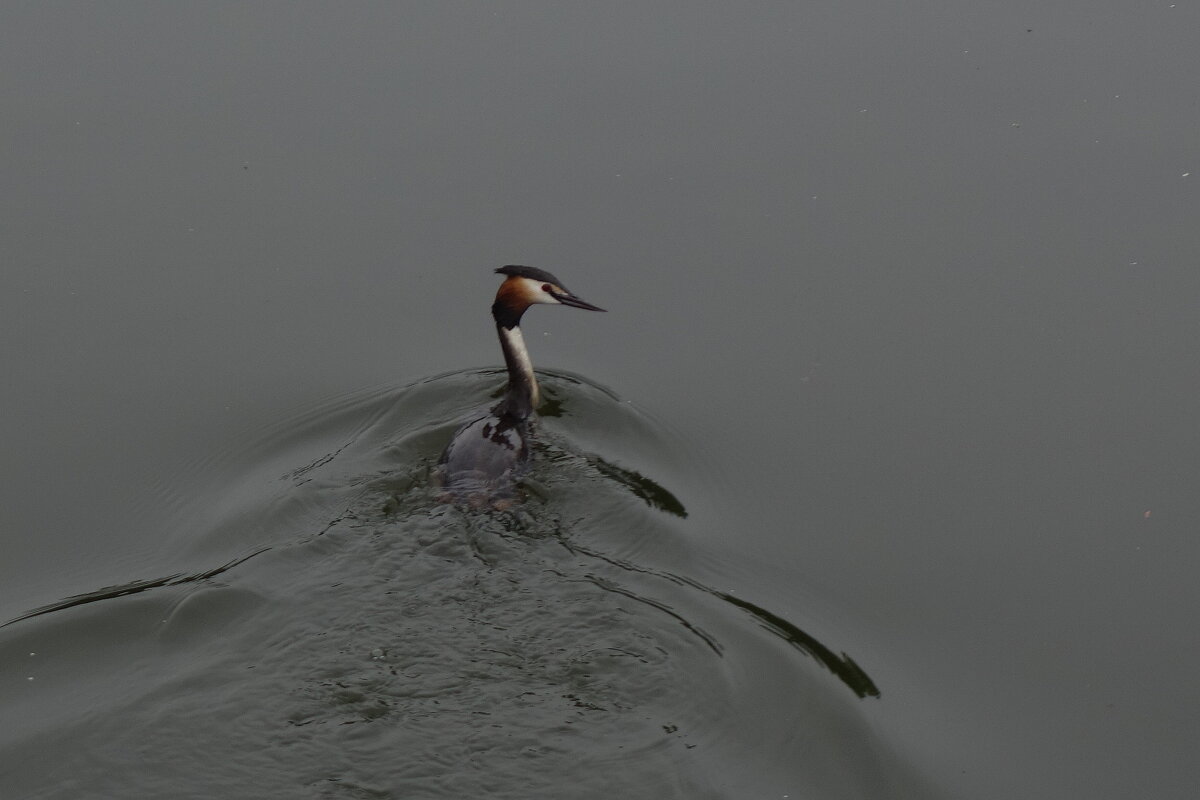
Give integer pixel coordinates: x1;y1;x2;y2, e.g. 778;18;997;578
542;284;553;293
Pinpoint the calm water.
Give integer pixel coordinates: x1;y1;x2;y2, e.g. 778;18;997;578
4;3;1200;798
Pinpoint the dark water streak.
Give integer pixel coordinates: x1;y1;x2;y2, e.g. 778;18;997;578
0;372;914;799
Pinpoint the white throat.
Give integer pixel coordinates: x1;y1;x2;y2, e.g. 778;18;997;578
497;323;539;414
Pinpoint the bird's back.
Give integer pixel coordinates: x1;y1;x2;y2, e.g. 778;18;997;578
437;412;530;508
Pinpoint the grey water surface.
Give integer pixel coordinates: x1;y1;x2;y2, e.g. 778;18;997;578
3;3;1200;799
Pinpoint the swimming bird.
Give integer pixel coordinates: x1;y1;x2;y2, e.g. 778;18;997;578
438;266;604;506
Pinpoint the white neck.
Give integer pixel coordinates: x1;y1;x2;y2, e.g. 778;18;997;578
497;323;539;418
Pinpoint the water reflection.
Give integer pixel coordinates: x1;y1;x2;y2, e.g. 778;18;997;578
0;549;266;630
554;538;880;700
0;371;903;798
581;455;689;518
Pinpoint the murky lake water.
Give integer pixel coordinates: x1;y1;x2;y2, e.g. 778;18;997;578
2;372;920;798
4;3;1199;798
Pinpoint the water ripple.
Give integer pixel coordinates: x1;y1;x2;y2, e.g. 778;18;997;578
0;370;923;799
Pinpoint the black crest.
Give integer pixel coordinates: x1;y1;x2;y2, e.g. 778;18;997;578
495;264;567;288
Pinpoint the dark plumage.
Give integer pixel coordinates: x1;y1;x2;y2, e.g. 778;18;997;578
494;264;568;285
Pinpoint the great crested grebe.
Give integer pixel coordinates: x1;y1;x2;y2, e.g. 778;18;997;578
438;265;604;505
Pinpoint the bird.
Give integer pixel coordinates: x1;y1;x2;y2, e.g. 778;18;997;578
437;266;604;507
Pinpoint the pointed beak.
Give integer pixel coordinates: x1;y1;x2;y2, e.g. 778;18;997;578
555;292;606;312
